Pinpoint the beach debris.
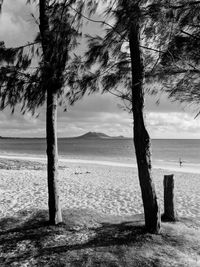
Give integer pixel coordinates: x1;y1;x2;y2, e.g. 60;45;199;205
74;171;91;175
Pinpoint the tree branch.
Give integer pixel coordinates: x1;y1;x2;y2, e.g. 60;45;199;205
69;4;170;54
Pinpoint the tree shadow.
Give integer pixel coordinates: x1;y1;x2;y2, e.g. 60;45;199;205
40;221;146;256
1;209;199;266
0;209;147;266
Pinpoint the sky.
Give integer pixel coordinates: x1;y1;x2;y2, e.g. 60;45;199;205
0;0;200;139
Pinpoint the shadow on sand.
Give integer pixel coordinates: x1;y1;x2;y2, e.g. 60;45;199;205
0;209;200;267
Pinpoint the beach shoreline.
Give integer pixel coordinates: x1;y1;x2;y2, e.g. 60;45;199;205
0;153;199;174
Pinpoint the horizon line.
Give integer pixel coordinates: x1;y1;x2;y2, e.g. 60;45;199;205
0;136;200;140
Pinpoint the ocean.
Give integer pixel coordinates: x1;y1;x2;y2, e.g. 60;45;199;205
0;138;200;171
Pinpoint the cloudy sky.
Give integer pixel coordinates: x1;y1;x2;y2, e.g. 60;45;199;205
0;0;199;139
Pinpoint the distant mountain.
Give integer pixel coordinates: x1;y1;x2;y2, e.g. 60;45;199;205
0;132;127;139
76;132;126;139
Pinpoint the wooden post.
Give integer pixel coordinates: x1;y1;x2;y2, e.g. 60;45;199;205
161;174;177;222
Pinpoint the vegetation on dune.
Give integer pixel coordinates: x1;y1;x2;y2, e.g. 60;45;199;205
0;158;69;170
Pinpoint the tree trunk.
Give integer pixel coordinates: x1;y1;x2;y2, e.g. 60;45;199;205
162;174;177;221
40;0;62;224
129;5;160;233
0;0;3;12
46;90;62;224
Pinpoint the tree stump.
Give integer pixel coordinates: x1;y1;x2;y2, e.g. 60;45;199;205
161;174;177;222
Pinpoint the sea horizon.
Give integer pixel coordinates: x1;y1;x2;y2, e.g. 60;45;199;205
0;135;200;140
0;137;200;174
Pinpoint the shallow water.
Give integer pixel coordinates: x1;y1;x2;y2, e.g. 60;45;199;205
0;138;200;172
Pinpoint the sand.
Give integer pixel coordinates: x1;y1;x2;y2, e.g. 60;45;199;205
0;156;200;221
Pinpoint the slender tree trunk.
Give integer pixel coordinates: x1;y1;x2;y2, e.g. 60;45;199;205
129;5;160;233
40;0;62;224
46;90;62;224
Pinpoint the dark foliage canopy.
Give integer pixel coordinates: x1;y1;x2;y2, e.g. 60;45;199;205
66;0;181;109
0;0;98;114
65;0;200;116
157;1;200;114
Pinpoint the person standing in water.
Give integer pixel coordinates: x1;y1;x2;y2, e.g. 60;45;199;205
179;158;183;167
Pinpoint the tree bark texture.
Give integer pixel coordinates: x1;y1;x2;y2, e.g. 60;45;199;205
129;5;160;233
39;0;62;224
46;91;62;224
162;174;177;222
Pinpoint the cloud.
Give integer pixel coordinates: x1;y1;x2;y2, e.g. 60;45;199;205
147;112;200;139
1;92;200;139
0;0;37;46
56;94;133;137
0;94;132;137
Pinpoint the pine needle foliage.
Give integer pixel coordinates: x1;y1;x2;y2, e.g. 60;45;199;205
66;0;177;111
0;0;98;114
158;1;200;112
0;42;33;113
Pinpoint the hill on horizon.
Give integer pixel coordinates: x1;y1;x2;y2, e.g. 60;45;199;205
0;132;127;139
75;132;125;139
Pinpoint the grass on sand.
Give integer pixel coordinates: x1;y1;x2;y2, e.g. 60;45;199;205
0;209;200;267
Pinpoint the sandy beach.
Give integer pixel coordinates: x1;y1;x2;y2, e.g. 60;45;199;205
0;155;200;221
